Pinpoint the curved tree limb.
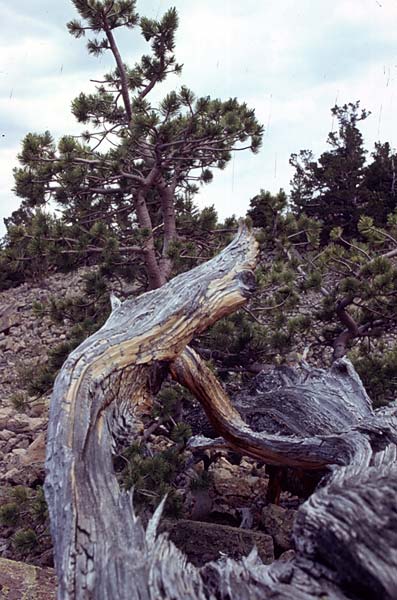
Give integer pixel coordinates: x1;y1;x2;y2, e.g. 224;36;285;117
45;223;258;599
170;348;375;470
45;221;397;600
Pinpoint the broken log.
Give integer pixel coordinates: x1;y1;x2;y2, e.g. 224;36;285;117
44;224;258;599
45;223;397;599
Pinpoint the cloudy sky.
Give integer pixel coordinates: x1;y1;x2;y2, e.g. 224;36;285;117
1;0;397;236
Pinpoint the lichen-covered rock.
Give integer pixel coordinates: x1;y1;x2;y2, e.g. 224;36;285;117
0;557;56;599
260;503;297;554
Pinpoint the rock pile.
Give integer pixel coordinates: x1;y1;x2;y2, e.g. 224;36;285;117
0;557;57;599
0;270;91;406
0;270;92;484
0;271;97;568
0;409;46;486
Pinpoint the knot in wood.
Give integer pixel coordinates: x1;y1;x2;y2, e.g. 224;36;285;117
236;269;257;296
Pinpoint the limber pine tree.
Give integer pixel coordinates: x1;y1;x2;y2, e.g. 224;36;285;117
243;185;397;405
290;102;371;243
6;0;262;290
199;107;397;404
364;141;397;226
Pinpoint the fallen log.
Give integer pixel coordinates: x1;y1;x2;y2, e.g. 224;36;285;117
45;223;397;599
176;354;397;599
177;356;376;501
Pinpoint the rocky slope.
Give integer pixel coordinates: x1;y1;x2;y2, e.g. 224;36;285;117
0;270;92;485
0;272;299;572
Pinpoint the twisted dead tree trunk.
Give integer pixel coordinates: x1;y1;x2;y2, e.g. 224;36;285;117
172;352;397;599
171;348;374;469
45;224;258;599
45;223;397;599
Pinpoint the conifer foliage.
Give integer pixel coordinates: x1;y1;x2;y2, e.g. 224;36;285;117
290;102;397;242
2;3;397;408
4;0;262;290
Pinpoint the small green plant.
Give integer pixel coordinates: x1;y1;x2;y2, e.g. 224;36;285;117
26;366;56;397
0;502;20;526
30;486;48;523
117;443;188;518
170;423;192;446
11;486;29;503
201;310;270;373
10;391;30;412
350;344;397;407
0;486;51;561
152;383;191;421
32;300;47;317
189;471;213;491
12;528;38;553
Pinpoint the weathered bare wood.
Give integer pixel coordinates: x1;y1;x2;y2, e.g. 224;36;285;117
45;221;397;600
177;356;397;598
45;224;258;599
171;348;374;470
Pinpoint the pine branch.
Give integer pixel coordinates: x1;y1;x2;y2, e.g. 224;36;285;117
102;12;132;122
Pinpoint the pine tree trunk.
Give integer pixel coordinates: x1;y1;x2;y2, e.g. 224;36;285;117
158;176;178;282
134;189;165;288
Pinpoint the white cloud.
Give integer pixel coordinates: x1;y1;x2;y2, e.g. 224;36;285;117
0;146;20;227
333;0;397;26
1;70;106;135
1;0;397;233
0;38;62;77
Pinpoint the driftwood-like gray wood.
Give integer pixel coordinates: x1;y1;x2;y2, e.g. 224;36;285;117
233;359;374;435
45;223;397;600
171;348;378;470
180;357;397;599
177;358;372;441
45;224;258;599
